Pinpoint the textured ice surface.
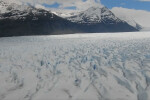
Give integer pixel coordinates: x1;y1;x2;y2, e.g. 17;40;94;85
0;32;150;100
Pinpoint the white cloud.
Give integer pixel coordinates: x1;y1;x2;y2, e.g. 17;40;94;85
139;0;150;1
3;0;102;10
111;7;150;28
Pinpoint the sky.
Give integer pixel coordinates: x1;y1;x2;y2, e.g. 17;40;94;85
101;0;150;11
4;0;150;11
42;0;150;11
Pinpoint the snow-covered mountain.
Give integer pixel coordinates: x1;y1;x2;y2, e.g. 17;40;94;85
66;7;143;30
0;0;9;13
111;7;150;31
65;6;138;32
0;0;28;14
0;0;79;37
67;7;122;24
0;1;138;37
0;0;52;20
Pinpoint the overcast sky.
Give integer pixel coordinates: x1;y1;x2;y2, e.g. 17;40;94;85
4;0;150;11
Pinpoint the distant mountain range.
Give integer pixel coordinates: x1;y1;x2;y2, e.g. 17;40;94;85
0;1;139;37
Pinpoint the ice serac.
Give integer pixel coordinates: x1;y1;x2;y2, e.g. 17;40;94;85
0;32;150;100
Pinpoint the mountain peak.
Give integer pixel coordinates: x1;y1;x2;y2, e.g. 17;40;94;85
0;1;28;14
0;1;53;20
67;6;121;24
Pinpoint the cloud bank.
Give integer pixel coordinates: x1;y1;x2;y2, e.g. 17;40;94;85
4;0;102;10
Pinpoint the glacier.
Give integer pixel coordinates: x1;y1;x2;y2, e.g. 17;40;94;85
0;32;150;100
